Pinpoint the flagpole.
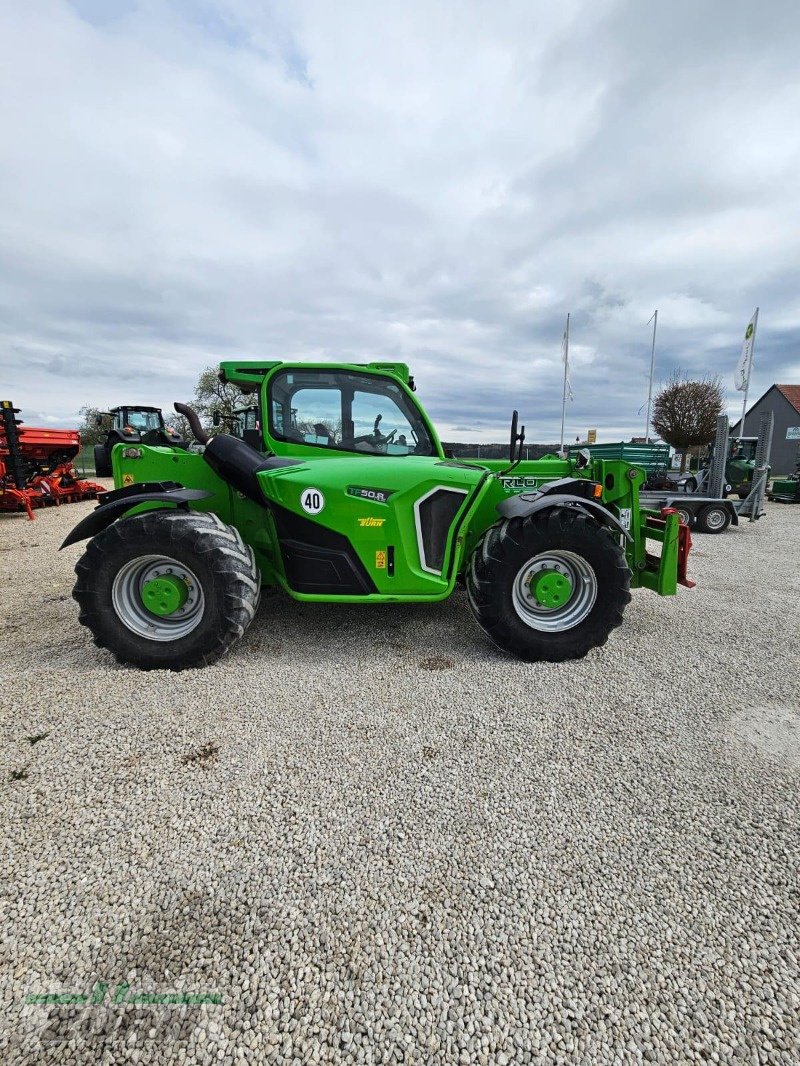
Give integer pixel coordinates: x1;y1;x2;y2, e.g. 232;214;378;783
739;307;758;440
560;312;570;454
645;309;657;442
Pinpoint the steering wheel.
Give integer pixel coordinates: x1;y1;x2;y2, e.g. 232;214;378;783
353;413;396;449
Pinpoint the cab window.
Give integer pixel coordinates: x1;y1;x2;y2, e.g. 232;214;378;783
269;370;435;456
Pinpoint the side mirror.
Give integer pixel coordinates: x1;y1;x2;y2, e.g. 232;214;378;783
574;448;591;470
212;410;221;427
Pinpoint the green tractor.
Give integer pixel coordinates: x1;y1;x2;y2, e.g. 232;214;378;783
94;405;185;477
212;404;261;449
61;361;692;670
694;436;760;499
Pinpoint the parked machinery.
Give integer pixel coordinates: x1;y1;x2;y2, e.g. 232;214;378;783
94;406;185;476
61;360;692;670
768;446;800;503
0;401;104;520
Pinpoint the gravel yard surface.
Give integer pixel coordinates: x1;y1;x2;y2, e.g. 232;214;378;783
1;495;799;1065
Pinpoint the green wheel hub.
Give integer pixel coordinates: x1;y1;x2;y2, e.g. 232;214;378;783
141;574;189;616
511;550;598;633
112;554;206;642
529;568;573;609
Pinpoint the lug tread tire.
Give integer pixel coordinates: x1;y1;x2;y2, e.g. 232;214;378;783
73;510;261;670
93;444;112;478
466;507;631;662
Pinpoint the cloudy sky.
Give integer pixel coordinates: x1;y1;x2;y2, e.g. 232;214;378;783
1;0;799;442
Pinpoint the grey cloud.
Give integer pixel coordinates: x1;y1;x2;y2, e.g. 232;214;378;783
0;0;798;436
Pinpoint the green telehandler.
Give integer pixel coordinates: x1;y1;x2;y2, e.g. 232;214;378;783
61;361;693;670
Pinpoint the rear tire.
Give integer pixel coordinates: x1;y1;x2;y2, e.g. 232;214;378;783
466;508;631;662
73;510;261;670
94;443;112;477
696;504;731;534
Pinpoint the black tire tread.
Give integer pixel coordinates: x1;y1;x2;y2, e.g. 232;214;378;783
696;504;732;534
466;507;631;662
73;510;260;670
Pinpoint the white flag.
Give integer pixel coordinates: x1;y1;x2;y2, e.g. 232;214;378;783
561;321;574;402
734;309;758;392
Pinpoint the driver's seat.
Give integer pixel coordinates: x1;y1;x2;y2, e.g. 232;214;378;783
313;422;334;445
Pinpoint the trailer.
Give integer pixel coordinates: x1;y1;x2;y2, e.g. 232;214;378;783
637;412;775;533
638;490;738;533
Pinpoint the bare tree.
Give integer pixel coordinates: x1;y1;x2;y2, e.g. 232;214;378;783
190;367;249;436
164;410;192;441
77;406;110;446
651;372;724;472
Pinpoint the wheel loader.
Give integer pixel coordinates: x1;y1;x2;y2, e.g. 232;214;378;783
60;361;693;670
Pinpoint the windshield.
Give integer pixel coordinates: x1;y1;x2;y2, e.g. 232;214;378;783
730;439;757;461
231;407;259;438
118;409;163;432
269;370;435;456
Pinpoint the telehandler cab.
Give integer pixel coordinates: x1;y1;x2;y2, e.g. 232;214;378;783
61;361;692;670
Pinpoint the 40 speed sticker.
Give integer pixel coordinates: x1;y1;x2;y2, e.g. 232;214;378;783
300;488;325;515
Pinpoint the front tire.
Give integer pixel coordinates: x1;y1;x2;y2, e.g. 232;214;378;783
466;508;631;662
73;510;260;670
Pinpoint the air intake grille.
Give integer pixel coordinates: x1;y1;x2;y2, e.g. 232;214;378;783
415;487;467;574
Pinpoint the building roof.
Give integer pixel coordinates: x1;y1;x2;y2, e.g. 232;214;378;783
776;384;800;415
731;383;800;431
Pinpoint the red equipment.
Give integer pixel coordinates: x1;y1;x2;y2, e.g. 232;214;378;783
1;401;105;520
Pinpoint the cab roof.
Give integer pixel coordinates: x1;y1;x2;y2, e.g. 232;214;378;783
218;360;415;394
110;405;162;413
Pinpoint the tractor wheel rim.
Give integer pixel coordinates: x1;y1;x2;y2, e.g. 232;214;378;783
512;550;598;632
705;509;726;529
112;554;205;641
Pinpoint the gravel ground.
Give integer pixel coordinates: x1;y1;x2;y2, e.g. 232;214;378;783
1;493;799;1065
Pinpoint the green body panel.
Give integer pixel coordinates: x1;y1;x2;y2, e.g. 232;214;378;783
726;457;755;490
110;360;683;603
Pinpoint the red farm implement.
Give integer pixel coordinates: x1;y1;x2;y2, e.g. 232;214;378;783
1;401;105;520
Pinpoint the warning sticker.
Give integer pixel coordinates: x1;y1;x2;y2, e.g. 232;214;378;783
375;550;387;569
122;473;135;486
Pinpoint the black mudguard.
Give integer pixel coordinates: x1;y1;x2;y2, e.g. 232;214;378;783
60;482;213;549
497;492;633;542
